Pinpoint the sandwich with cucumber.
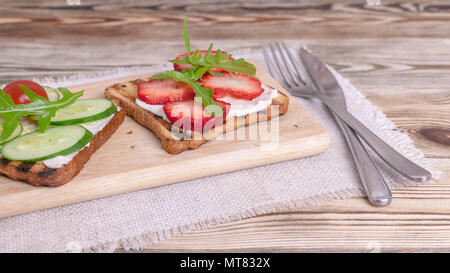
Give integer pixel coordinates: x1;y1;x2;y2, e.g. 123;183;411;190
105;20;289;154
0;80;125;186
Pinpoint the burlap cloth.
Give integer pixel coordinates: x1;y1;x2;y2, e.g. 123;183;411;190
0;46;441;252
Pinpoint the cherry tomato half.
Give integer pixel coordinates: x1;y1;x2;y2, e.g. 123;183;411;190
3;80;48;104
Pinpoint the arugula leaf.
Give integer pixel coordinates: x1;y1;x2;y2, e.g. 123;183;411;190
0;90;15;107
182;18;191;59
171;53;256;76
171;19;256;77
0;86;83;141
152;69;220;115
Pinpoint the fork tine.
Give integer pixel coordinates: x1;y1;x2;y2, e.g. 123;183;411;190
267;43;293;88
274;42;302;87
262;46;278;80
263;44;316;99
280;42;307;86
263;46;288;87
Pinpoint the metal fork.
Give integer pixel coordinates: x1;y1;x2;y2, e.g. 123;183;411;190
263;42;392;206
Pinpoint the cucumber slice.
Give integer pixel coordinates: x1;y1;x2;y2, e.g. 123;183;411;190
0;118;23;144
43;86;60;102
1;125;93;162
51;98;117;125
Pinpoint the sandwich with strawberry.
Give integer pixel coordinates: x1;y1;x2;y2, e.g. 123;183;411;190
105;20;289;154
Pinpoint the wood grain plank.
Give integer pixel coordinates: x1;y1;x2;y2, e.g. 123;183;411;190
0;0;449;44
1;38;450;93
367;93;450;158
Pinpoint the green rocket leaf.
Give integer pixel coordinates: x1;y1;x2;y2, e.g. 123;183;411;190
0;86;83;141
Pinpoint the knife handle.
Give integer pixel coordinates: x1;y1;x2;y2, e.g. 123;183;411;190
320;96;432;182
335;116;391;206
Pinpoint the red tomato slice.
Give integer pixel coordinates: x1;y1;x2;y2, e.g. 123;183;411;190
3;80;48;104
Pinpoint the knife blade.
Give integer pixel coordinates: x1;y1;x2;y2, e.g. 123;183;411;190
298;48;346;106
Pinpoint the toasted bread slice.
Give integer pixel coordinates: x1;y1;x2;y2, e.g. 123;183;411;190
0;109;125;187
105;77;289;154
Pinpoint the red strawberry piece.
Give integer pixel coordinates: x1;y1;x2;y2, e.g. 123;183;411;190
212;89;228;100
137;79;195;105
201;73;264;100
163;99;230;131
173;50;232;72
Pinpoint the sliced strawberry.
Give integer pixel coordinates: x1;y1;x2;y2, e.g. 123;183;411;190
173;50;232;72
212;89;228;100
137;79;195;105
163;99;230;131
201;73;264;100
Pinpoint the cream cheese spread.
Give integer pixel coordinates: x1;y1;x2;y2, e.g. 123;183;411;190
135;98;170;122
218;84;278;117
21;118;39;134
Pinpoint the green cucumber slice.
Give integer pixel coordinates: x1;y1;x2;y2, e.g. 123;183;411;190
1;125;93;162
43;86;60;102
50;98;117;125
0;118;23;145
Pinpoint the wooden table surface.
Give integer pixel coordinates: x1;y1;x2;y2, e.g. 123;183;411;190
1;0;449;252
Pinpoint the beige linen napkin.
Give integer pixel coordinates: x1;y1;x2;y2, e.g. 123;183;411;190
0;46;441;252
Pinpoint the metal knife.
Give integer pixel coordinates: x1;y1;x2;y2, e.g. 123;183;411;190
297;49;391;206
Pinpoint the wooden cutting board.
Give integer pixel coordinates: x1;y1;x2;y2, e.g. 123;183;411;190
0;63;330;219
